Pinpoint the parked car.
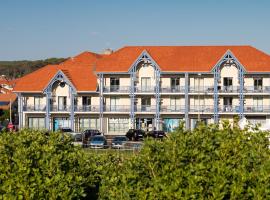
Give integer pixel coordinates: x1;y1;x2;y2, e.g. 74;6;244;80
59;127;81;143
147;130;166;139
111;136;128;149
72;133;83;146
82;129;102;146
89;135;107;149
126;129;145;141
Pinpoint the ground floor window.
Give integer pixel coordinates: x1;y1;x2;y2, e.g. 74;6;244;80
108;118;129;133
163;118;182;132
28;117;45;130
79;118;99;131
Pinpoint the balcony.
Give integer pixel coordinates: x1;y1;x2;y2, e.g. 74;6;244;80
244;86;270;93
160;105;185;112
219;105;240;113
135;86;155;93
23;105;46;112
160;86;185;93
50;105;70;112
189;105;214;113
218;86;239;93
135;105;156;112
75;105;99;112
103;105;130;112
103;86;130;93
189;86;215;93
244;105;270;113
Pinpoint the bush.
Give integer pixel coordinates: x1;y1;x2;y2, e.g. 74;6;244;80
0;129;100;199
99;122;270;199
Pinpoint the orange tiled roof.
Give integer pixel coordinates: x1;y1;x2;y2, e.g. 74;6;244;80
13;51;101;92
13;46;270;93
95;46;270;72
0;93;17;110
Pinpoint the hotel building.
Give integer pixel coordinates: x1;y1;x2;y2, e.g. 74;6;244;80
13;46;270;135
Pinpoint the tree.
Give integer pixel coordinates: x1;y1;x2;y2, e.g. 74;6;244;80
99;122;270;199
0;130;99;199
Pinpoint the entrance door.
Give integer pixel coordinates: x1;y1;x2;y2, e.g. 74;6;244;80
53;117;70;131
136;118;153;131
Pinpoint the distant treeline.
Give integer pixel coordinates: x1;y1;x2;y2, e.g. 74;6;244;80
0;58;67;79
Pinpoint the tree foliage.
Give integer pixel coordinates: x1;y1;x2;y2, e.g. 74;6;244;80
99;122;270;199
0;58;66;79
0;130;100;199
1;122;270;199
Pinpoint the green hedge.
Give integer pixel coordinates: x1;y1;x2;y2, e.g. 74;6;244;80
0;130;101;199
99;122;270;199
1;122;270;199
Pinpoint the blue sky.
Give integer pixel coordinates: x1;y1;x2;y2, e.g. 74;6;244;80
0;0;269;60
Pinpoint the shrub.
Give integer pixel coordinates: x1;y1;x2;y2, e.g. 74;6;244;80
99;122;270;199
0;129;100;199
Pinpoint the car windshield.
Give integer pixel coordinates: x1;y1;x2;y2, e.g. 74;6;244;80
114;137;127;141
92;137;104;141
74;134;82;141
61;128;72;132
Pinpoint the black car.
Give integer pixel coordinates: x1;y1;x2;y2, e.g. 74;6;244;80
111;136;128;149
147;130;166;139
126;129;145;141
82;129;102;146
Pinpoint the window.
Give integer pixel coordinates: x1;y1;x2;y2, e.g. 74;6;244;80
223;97;233;112
223;77;233;91
141;77;151;92
194;77;204;91
194;96;205;111
58;96;67;111
110;97;120;111
28;117;45;130
171;78;180;91
34;97;42;111
110;77;120;92
253;97;263;112
79;118;100;131
170;97;180;111
141;97;151;111
108;118;129;133
82;96;91;111
254;78;263;91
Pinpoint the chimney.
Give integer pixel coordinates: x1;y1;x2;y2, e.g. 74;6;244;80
102;48;113;55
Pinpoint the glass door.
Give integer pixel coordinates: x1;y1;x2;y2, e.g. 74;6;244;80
253;97;263;112
110;97;119;111
58;96;67;111
141;77;151;92
224;77;233;92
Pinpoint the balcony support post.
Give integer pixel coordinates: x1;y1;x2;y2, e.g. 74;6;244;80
45;89;51;130
239;67;244;119
99;74;104;133
185;73;189;129
213;67;220;123
17;93;23;129
154;69;161;130
70;87;75;131
129;66;136;129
